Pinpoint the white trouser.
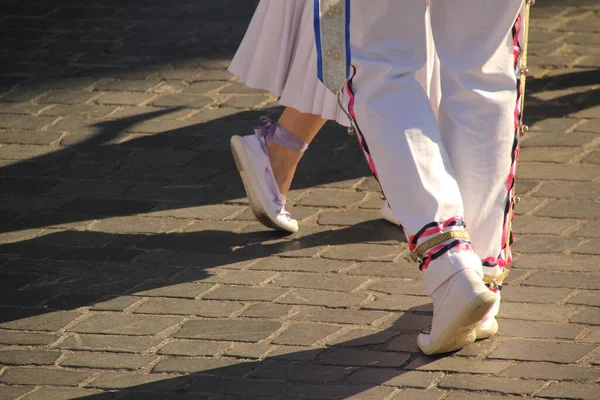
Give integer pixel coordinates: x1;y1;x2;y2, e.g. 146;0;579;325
344;0;524;293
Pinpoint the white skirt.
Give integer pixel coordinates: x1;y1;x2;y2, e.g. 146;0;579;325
228;0;351;126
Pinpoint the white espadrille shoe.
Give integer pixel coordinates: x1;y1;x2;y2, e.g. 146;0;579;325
417;268;496;355
231;134;298;233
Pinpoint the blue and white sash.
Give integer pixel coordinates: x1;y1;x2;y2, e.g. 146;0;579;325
314;0;351;95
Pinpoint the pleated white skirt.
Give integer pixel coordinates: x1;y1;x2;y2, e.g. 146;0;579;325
228;0;350;126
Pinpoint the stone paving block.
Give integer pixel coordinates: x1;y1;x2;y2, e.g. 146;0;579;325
0;350;61;366
0;129;62;145
536;382;600;400
328;328;399;348
272;273;366;292
59;334;163;354
583;150;600;164
157;340;231;357
534;181;600;201
518;147;582;163
0;331;60;346
368;279;428;296
86;372;190;391
498;302;581;322
0;367;93;386
497;319;584;339
570;308;600;325
61;353;156;370
188;375;287;397
384;333;421;353
512;235;581;253
221;95;270;109
96;92;155;106
568;291;600;307
348;369;441;388
348;261;421;279
406;357;511;374
362;295;431;312
173;320;281;342
133;283;215;299
438;375;545;395
153;357;253;375
443;393;523;400
202;286;287;302
290;308;389;325
20;388;110;400
0;310;82;331
90;296;141;312
224;343;273;359
37;91;97;105
277;288;368;308
515;253;600;272
322;244;401;262
240;303;292;319
501;286;573;304
536;200;600;219
517;163;599;181
69;315;183;336
250;362;351;383
489;339;597;363
90;216;187;234
573;239;600;255
267;345;323;361
135;298;244;317
272;323;341;346
580;327;600;343
392;389;446;400
296;190;366;208
251;256;350;273
151;94;212;108
200;270;276;285
285;383;396;399
318;210;381;226
0;115;56;130
0;386;34;400
319;348;410;368
148;204;244;220
572;223;600;238
502;362;600;381
512;216;579;235
524;272;600;289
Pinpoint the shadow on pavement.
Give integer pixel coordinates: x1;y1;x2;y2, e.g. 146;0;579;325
69;308;443;400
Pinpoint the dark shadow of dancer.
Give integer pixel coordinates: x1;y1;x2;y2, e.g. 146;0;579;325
65;308;448;400
0;218;408;324
1;67;599;236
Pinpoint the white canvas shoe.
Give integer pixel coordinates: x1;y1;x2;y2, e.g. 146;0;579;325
417;268;496;355
231;134;298;233
383;201;501;341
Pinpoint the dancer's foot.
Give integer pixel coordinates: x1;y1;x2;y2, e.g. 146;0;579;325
231;131;298;233
417;268;496;355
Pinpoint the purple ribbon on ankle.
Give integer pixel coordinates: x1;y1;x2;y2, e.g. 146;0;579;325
254;117;308;153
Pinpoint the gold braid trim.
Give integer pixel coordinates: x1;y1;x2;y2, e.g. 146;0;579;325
413;230;470;260
483;268;511;285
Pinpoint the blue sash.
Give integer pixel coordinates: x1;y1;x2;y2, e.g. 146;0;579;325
314;0;351;95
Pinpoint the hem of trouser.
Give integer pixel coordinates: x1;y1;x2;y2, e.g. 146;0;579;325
422;248;483;295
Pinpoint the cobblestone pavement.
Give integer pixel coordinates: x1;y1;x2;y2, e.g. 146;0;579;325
0;1;599;399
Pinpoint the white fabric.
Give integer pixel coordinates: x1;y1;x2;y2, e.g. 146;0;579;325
345;0;523;292
229;0;440;127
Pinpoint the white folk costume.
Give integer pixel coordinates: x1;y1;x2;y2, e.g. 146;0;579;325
229;0;440;128
230;0;532;354
316;0;532;353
